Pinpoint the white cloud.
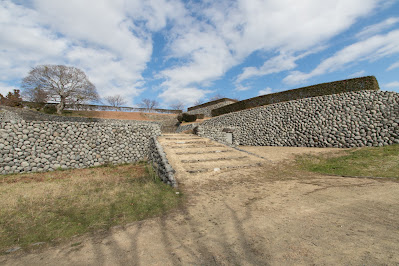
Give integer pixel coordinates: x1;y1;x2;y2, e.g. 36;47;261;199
0;0;172;106
158;87;211;107
0;1;69;80
235;85;250;91
284;29;399;85
387;61;399;71
125;0;187;32
356;17;399;39
258;87;273;96
0;0;390;106
66;46;145;102
237;53;298;83
236;48;326;83
157;0;382;103
384;81;399;88
348;70;366;78
0;82;19;96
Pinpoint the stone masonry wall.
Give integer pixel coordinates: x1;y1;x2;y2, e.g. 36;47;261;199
212;76;380;117
0;119;161;175
198;91;399;148
148;137;177;187
175;123;199;133
187;99;237;117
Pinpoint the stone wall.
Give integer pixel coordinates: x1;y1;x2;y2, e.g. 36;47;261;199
0;105;162;126
148;137;177;187
175;123;199;133
0;119;161;175
198;90;399;148
24;101;183;114
196;126;240;146
212;76;380;117
187;98;237;117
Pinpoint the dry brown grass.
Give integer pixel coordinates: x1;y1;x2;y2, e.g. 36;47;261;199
0;163;182;253
64;110;176;121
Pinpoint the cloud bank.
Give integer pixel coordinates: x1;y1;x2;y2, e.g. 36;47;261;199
1;0;398;106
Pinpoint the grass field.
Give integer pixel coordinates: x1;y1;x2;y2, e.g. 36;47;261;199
296;144;399;178
0;162;182;253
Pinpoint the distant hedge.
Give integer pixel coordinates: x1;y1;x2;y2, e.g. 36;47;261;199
188;98;238;112
211;76;380;117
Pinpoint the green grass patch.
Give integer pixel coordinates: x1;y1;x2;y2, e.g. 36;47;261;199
296;144;399;178
0;162;182;253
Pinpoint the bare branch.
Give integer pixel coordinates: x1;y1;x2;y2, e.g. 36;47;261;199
139;98;159;112
21;65;99;114
193;99;204;106
209;94;225;101
169;101;185;111
104;95;127;108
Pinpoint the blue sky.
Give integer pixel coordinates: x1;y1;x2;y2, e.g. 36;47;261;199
1;0;398;109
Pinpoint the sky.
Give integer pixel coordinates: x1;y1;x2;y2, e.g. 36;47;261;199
1;0;399;109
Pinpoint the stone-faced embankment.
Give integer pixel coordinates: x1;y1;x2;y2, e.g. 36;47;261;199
212;76;379;117
198;90;399;148
187;98;238;117
148;136;177;187
0;119;161;175
176;123;199;133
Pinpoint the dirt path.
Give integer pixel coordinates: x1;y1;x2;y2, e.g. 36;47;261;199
2;137;399;265
239;145;346;162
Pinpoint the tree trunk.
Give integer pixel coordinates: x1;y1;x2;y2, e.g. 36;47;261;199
57;96;65;114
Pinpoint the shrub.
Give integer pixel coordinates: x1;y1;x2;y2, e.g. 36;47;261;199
182;113;197;122
195;114;205;119
177;113;183;123
25;101;46;111
0;89;23;107
43;104;57;114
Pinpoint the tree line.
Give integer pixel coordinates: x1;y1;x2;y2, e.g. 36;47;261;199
1;64;231;114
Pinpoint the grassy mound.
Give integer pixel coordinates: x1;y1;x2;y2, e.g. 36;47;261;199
297;144;399;178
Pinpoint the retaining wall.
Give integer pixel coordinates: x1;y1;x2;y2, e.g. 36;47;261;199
0;119;161;175
212;76;380;117
199;90;399;148
187;98;237;117
148;137;177;187
176;123;199;133
23;101;183;114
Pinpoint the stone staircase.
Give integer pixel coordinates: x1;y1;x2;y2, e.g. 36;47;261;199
158;133;265;185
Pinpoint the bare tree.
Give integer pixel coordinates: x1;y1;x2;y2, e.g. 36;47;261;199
0;89;23;107
21;65;99;114
209;93;225;101
104;95;127;109
193;99;204;106
24;87;48;106
169;101;185;111
140;98;159;111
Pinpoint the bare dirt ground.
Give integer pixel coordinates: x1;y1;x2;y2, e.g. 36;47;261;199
2;138;399;265
239;146;347;163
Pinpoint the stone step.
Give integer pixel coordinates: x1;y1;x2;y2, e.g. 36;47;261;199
175;150;233;155
162;134;197;137
181;156;248;164
165;141;209;144
158;133;267;185
183;157;262;171
164;138;203;141
163;144;225;149
186;163;263;174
